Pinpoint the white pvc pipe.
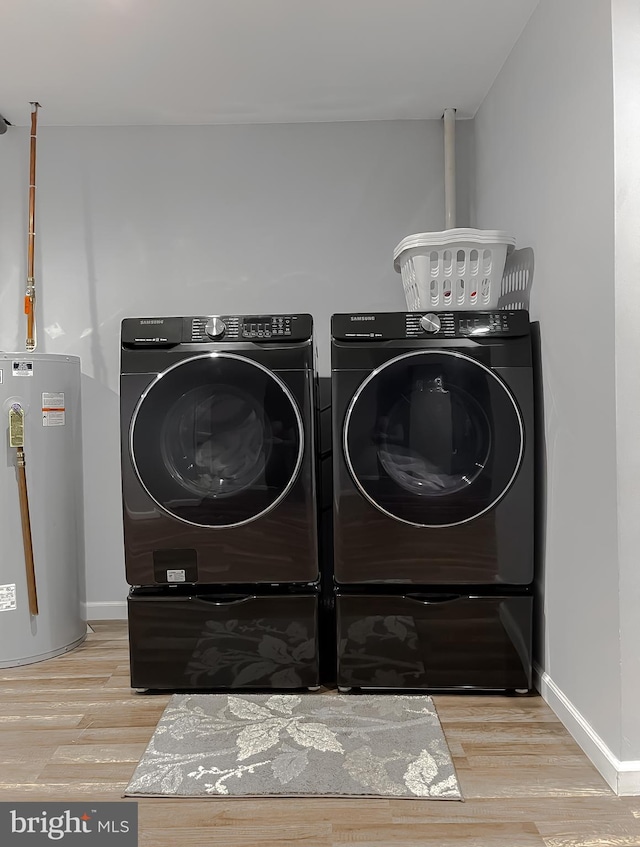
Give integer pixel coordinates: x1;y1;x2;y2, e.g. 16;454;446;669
443;107;456;230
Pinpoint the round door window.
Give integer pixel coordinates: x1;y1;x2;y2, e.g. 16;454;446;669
344;350;523;527
131;353;303;527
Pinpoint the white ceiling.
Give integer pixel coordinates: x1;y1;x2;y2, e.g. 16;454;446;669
0;0;539;127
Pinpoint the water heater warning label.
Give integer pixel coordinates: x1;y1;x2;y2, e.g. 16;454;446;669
42;392;65;427
0;584;17;612
12;361;33;377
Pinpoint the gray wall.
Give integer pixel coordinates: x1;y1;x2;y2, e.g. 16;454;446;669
0;119;474;614
612;0;640;762
474;0;622;758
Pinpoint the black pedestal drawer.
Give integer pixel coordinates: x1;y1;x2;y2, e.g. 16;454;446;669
336;593;532;691
128;591;319;690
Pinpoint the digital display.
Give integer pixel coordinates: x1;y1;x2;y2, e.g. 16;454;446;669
457;315;499;335
243;317;272;333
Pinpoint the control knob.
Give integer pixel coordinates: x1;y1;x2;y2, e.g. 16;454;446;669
420;313;441;333
205;317;226;339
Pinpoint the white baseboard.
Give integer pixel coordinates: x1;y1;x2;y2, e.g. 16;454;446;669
618;766;640;796
536;664;640;796
83;601;128;621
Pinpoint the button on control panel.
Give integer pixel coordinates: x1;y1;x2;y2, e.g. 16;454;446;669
205;316;226;338
419;313;441;333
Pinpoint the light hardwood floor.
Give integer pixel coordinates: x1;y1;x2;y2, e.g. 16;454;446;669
1;621;638;847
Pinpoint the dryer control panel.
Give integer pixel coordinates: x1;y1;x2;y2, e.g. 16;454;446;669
332;310;530;340
122;314;313;346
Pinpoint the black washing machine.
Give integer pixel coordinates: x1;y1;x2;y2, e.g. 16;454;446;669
332;310;535;692
120;313;320;691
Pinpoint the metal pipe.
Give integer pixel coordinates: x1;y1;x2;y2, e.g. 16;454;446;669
443;107;456;230
25;102;40;352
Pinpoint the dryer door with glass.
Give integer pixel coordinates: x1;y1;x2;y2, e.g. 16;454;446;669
343;350;524;528
130;353;304;528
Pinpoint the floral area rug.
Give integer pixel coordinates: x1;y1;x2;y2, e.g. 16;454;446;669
124;693;461;800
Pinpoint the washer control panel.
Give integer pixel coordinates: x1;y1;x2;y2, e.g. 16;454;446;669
406;311;515;338
332;310;529;340
122;314;313;346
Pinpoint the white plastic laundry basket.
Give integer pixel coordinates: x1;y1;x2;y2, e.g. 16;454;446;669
393;228;516;311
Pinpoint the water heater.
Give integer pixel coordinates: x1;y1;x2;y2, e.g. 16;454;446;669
0;353;86;666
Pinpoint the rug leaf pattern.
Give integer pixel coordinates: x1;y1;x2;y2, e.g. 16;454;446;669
125;693;461;800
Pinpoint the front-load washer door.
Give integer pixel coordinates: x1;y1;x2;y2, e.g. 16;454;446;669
130;353;303;528
344;351;523;527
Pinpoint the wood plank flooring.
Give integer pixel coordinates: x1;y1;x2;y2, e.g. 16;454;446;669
0;621;638;846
